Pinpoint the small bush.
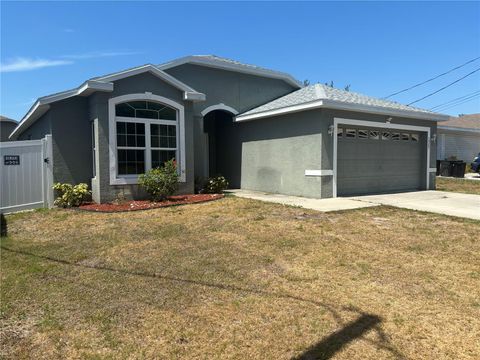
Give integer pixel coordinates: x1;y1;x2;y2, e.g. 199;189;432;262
53;183;90;208
139;159;179;201
203;175;229;194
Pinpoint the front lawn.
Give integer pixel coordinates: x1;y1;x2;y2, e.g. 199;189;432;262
436;176;480;195
1;198;479;359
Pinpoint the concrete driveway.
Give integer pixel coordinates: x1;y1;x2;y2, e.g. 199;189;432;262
229;189;479;220
352;190;480;220
228;189;378;212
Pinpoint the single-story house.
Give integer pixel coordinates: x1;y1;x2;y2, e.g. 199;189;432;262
1;116;18;142
9;55;449;203
437;114;480;162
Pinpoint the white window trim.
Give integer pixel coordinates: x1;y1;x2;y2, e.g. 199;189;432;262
109;93;186;185
91;119;98;179
305;169;333;177
200;103;239;116
333;118;431;198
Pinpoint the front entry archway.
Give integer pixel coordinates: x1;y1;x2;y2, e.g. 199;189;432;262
202;108;239;187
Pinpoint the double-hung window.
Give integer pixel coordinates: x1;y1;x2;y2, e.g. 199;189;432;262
151;124;177;168
114;100;178;177
116;121;146;175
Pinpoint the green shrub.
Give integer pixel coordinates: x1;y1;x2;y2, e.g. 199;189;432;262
138;159;179;201
203;175;229;194
53;183;90;208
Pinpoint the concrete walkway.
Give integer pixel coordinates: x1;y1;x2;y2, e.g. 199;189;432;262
228;189;378;212
465;173;480;181
352;190;480;220
229;189;480;220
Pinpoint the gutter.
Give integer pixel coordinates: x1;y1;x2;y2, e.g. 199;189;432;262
437;125;480;134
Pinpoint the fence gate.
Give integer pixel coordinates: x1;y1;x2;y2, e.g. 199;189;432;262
0;135;54;213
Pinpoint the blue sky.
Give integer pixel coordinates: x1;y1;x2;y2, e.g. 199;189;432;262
1;1;479;121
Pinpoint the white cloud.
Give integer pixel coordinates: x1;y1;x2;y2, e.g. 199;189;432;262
0;50;141;73
0;57;73;73
64;28;75;33
61;50;142;60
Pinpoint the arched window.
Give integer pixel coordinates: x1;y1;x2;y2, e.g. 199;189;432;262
113;99;179;177
115;101;177;120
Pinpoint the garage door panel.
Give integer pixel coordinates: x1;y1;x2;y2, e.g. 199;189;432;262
337;126;425;196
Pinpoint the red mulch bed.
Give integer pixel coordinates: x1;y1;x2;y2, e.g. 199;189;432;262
78;194;224;213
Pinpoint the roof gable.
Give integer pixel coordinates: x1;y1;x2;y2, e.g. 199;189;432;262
158;55;302;89
10;64;206;139
94;64;205;101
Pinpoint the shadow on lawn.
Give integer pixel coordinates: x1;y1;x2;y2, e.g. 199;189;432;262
294;313;383;359
2;246;405;359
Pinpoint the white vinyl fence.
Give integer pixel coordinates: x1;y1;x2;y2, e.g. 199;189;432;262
0;135;54;213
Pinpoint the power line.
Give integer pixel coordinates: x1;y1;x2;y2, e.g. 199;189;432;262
430;90;480;110
434;93;480;112
407;67;480;106
434;94;480;112
383;56;480;99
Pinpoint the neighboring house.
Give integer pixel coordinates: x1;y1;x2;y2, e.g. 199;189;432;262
9;55;449;203
437;114;480;162
0;116;18;142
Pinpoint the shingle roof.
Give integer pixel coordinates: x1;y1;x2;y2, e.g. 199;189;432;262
238;83;446;120
187;55;287;74
439;113;480;130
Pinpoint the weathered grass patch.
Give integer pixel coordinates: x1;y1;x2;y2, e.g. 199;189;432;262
436;176;480;195
1;197;479;359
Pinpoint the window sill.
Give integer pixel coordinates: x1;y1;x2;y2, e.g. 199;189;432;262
110;175;186;186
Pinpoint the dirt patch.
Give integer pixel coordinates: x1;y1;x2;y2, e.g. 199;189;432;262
78;194;224;212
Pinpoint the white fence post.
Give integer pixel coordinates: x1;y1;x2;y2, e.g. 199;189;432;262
43;135;54;208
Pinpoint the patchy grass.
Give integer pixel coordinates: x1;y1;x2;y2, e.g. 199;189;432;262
436;176;480;195
1;198;479;359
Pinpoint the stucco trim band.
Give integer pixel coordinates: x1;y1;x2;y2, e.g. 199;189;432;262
305;170;334;176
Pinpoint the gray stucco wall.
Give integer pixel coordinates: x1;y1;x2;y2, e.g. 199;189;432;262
215;108;437;198
18;97;93;184
90;72;195;203
49;97;91;185
0;121;18;142
165;64;298;182
17;112;52;141
16;98;92;185
213;109;327;198
165;64;297;114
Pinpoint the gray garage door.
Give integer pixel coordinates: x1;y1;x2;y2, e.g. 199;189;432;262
337;126;426;196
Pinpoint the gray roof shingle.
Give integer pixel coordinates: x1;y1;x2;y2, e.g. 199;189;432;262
238;83;446;120
439;113;480;129
186;55;284;73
